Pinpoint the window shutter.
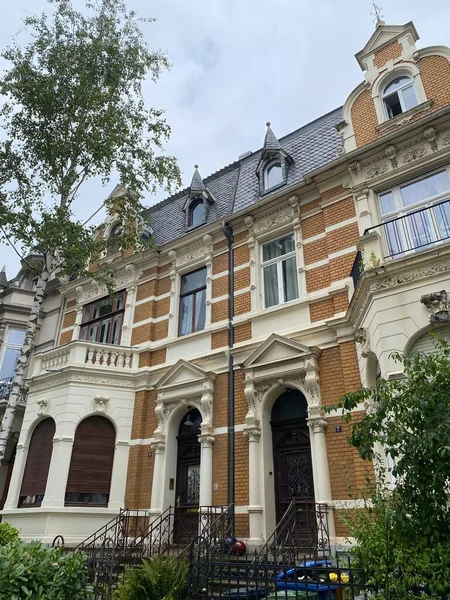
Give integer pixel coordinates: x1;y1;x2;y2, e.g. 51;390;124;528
20;418;55;500
65;416;115;498
410;325;450;355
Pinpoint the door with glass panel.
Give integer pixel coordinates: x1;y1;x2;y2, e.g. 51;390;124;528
379;170;450;257
261;233;299;309
174;409;202;544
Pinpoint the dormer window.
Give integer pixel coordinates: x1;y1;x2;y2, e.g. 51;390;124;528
264;160;283;190
188;198;204;228
107;223;122;255
383;76;418;119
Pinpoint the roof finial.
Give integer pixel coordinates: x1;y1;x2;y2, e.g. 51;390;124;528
266;122;271;127
190;164;205;195
370;1;384;25
194;164;199;169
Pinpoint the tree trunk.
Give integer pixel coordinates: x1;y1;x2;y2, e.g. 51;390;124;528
0;266;51;465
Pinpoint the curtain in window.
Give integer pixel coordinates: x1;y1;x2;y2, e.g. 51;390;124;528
180;295;194;336
282;257;299;302
195;290;206;331
263;264;279;308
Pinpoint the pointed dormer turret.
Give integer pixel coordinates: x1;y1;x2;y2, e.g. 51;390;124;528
184;165;215;229
0;266;8;290
256;122;292;195
189;164;206;198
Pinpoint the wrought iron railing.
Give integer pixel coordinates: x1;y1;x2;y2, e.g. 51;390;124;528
254;501;330;565
0;377;13;400
366;198;450;258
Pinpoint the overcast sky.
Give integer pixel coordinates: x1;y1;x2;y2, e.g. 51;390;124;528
1;0;450;277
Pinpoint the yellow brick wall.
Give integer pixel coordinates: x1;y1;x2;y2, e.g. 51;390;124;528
373;41;402;68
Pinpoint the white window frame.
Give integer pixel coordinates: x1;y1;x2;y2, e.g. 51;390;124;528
263;160;283;191
378;166;450;257
382;76;417;120
261;233;299;309
0;327;25;381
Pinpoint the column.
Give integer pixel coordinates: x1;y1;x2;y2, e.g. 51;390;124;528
41;436;74;508
120;285;137;346
198;433;214;507
244;426;264;545
150;438;166;517
4;443;27;510
108;440;130;511
71;306;84;341
307;414;336;546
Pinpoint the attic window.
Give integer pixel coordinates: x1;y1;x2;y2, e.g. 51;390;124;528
383;76;418;119
264;160;283;190
188;198;204;228
107;223;122;255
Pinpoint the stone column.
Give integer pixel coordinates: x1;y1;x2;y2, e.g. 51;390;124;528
120;285;137;346
198;432;214;507
108;440;130;511
41;436;74;508
4;443;27;510
150;437;166;516
244;425;264;546
307;414;336;545
71;307;84;341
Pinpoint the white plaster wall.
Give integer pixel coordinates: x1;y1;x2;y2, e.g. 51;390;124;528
252;302;310;339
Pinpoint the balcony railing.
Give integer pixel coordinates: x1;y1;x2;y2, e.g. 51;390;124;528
366;198;450;258
0;377;13;400
32;340;139;377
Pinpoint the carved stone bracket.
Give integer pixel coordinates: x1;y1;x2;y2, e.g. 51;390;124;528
155;401;178;435
355;327;371;357
384;145;398;169
93;395;110;414
420;289;450;323
37;398;49;416
423;126;438;153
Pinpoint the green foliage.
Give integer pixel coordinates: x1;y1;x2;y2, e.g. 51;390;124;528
0;540;93;600
115;556;189;600
329;338;450;599
0;522;20;546
0;0;181;286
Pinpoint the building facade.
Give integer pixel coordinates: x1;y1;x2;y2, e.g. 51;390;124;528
3;20;450;548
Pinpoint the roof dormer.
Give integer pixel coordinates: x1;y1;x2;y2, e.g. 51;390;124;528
256;122;292;195
183;165;214;230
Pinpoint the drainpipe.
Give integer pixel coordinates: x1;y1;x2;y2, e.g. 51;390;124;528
221;221;235;533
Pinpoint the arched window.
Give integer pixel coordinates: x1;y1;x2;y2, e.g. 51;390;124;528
409;324;450;355
65;416;115;507
107;223;122;255
264;160;283;190
188;198;204;228
19;418;55;507
382;76;418;119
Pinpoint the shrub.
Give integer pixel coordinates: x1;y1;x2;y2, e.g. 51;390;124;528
0;540;93;600
116;556;189;600
0;522;20;546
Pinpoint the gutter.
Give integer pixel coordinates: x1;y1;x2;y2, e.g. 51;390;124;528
221;221;235;533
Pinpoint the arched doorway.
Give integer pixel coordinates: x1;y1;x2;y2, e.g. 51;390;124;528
271;389;314;524
174;408;202;542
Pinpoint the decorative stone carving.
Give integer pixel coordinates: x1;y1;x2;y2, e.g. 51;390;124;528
441;130;450;147
365;161;389;180
93;395;110;413
303;369;321;409
402;145;426;164
198;433;215;448
423;126;438;152
75;264;142;304
420;290;450;323
307;417;327;434
36;398;49;416
348;161;361;176
151;437;166;453
369;261;450;293
355;327;371;357
175;239;209;267
384;145;398;169
253;205;292;234
243;427;261;441
30;372;136;392
155;401;178;434
244;381;272;421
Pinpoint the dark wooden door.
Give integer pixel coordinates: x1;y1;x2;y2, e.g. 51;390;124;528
174;437;201;543
272;420;316;549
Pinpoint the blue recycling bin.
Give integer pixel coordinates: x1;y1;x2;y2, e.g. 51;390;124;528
274;560;340;600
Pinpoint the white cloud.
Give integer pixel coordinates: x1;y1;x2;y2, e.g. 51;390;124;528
1;0;450;276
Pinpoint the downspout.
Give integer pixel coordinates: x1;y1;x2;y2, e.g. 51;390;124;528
221;221;235;533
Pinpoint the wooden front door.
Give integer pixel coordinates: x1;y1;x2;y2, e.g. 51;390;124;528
272;422;315;522
174;409;202;544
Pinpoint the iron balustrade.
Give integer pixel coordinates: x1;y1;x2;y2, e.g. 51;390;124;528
366;197;450;258
0;377;13;400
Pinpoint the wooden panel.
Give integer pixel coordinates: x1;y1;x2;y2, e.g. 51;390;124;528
20;419;55;497
66;416;115;495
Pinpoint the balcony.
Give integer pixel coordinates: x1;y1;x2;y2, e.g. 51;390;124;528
32;340;140;378
0;377;13;401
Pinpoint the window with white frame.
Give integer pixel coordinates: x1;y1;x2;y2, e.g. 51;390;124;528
264;160;283;190
382;76;418;119
261;233;299;309
379;169;450;257
0;328;25;381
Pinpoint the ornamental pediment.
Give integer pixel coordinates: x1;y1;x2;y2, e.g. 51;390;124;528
156;359;215;391
243;334;319;371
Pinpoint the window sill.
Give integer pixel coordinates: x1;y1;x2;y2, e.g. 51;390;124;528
376;100;433;133
259;294;309;317
260;180;286;197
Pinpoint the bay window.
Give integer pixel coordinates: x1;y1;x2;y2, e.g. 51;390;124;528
179;268;206;336
379;169;450;257
0;328;25;383
262;233;299;309
79;291;125;345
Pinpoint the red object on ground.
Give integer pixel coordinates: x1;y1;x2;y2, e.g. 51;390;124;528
232;540;247;556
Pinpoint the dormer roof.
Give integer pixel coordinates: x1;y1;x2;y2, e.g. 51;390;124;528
355;21;419;70
189;164;206;197
0;266;8;289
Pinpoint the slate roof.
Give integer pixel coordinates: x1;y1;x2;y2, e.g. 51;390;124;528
190;165;206;194
263;123;282;152
147;107;343;247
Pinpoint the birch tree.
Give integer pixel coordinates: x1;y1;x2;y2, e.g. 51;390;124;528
0;0;181;464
